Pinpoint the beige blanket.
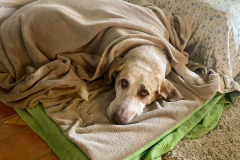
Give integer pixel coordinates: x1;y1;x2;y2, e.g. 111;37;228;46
0;0;220;159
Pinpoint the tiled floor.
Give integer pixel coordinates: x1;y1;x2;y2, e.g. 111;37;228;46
0;101;59;160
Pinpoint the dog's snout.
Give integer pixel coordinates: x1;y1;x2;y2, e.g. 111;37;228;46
113;112;128;125
109;99;144;125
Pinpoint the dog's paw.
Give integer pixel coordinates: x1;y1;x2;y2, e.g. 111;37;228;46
172;62;206;86
183;71;206;86
77;82;89;101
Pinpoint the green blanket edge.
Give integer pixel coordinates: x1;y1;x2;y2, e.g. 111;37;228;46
14;93;231;160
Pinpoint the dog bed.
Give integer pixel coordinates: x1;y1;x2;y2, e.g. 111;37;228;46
14;93;231;160
0;0;239;159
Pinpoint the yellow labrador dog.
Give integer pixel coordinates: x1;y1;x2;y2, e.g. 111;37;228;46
105;45;205;124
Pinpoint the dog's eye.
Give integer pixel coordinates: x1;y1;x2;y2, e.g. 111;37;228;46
139;90;149;97
121;79;129;88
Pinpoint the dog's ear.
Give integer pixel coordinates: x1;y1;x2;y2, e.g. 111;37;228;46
104;57;124;84
158;79;183;102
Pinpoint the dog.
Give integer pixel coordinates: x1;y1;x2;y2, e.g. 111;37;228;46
104;45;205;124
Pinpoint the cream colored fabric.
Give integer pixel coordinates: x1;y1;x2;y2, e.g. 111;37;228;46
0;0;220;159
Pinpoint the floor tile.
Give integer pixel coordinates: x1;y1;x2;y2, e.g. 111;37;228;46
16;117;28;125
38;152;59;160
2;115;19;124
0;128;51;160
0;123;28;140
0;101;16;122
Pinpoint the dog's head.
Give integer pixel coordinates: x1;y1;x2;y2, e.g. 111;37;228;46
105;46;183;124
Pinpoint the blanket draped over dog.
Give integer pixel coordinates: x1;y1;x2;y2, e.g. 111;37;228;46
0;0;220;159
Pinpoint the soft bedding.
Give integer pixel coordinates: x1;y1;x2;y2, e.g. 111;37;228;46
0;0;239;160
1;0;239;102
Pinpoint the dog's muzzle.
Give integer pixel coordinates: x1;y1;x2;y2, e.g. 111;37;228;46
112;108;137;125
108;98;145;125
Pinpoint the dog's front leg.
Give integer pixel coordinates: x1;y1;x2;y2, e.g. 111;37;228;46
171;62;206;85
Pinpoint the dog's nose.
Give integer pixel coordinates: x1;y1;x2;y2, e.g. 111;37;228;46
113;112;127;125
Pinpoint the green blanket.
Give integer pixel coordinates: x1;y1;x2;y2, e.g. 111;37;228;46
15;93;231;160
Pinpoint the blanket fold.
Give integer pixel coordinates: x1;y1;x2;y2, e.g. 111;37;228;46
0;0;221;159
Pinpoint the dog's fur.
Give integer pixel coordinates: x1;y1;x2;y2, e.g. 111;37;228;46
104;45;205;124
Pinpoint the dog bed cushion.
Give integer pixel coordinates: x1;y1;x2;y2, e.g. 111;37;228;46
14;93;231;160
